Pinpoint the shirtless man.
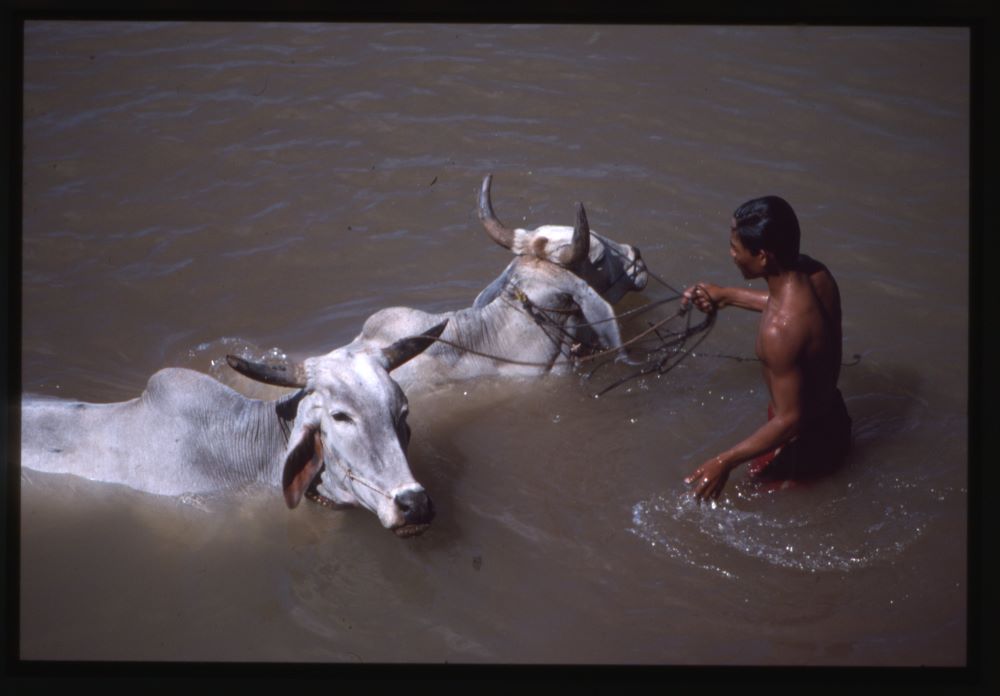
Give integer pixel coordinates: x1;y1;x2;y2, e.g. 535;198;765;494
680;196;851;502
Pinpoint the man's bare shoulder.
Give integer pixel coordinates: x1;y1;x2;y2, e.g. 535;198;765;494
798;254;841;315
758;300;810;369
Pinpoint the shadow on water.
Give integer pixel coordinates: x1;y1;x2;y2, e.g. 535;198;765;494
837;359;935;457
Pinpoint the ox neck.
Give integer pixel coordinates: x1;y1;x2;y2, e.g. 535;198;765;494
222;388;307;487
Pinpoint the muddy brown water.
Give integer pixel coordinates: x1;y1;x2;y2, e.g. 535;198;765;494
17;22;969;665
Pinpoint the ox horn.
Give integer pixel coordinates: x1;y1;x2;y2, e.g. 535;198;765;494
226;355;308;388
567;202;591;267
381;320;449;372
478;174;516;250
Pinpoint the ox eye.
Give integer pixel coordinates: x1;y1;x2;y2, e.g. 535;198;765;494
332;411;354;424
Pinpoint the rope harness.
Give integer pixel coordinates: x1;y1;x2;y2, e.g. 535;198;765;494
284;246;861;505
404;246;860;397
302;455;396;507
331;459;394;500
415;245;721;397
579;250;719;396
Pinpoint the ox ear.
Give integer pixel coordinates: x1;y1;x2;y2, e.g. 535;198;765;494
566;276;623;352
282;427;324;509
379;320;448;372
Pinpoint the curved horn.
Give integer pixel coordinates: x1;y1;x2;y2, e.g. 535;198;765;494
478;174;516;249
567;201;591;266
226;355;308;388
381;320;448;372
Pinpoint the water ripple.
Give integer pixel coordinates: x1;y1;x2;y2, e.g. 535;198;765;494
627;470;961;577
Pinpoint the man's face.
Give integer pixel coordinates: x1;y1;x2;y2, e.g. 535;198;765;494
729;221;765;280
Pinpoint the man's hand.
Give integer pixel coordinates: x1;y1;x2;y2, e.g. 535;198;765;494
685;455;733;503
681;283;722;315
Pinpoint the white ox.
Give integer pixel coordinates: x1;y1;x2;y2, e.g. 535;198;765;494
352;175;649;390
20;323;446;537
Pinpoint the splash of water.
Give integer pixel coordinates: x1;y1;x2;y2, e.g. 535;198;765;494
628;474;958;577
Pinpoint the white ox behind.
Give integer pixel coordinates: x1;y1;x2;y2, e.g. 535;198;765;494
352;175;649;391
20;324;446;537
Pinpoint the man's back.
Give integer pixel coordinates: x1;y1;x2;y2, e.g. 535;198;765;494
758;254;843;421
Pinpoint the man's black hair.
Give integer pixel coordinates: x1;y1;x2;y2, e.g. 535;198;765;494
732;196;801;267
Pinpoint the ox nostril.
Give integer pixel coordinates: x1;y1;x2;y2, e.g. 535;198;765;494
395;488;435;524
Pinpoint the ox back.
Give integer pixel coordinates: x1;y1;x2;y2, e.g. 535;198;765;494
21;368;293;496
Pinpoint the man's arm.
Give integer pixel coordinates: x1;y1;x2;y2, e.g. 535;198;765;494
685;322;805;502
681;282;768;314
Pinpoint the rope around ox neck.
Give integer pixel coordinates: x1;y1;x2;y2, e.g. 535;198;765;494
404;274;717;396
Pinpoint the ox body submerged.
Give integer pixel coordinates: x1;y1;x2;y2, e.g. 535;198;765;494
21;324;446;537
21;174;651;532
352;175;649;390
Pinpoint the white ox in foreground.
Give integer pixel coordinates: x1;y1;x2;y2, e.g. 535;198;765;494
20;323;446;537
353;175;649;390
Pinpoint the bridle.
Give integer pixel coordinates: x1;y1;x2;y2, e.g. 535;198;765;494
416;243;719;396
302;451;398;507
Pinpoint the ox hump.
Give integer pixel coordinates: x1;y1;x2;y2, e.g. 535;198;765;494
513;225;605;266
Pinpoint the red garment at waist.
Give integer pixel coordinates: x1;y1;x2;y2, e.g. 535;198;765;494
748;392;852;484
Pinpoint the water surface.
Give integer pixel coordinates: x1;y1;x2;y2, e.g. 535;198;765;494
19;21;969;666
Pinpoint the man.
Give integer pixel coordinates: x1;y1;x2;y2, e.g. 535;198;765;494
681;195;851;502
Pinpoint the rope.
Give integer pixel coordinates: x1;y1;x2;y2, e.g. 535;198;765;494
421;334;569;368
314;456;394;502
396;244;718;396
569;244;718;394
343;468;394;500
589;310;717;396
370;243;860;405
691;351;863;367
